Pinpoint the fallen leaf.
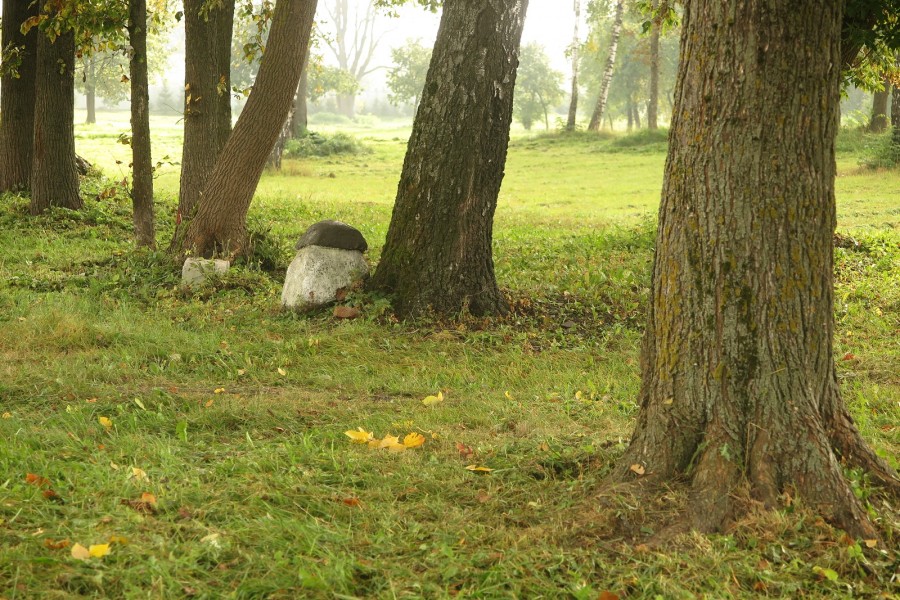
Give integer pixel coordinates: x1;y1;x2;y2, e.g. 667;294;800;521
98;416;113;429
456;442;474;458
341;497;361;507
864;539;877;548
110;461;120;470
71;543;91;560
345;427;374;443
204;399;214;408
89;544;111;558
1;412;10;419
108;535;129;545
214;388;225;394
129;467;149;482
333;306;361;319
422;391;444;406
140;492;158;505
44;538;70;550
598;592;621;600
121;497;157;514
476;491;491;503
42;489;60;500
378;435;407;452
504;390;514;400
402;432;426;449
629;464;646;476
465;465;493;473
277;367;286;376
86;397;98;403
841;352;856;361
26;473;51;487
539;442;550;452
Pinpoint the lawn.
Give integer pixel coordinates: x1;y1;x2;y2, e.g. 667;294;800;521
0;112;897;598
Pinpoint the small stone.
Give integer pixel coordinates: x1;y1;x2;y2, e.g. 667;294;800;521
295;220;367;252
182;258;229;286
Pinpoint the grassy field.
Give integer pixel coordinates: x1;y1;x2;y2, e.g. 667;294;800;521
0;111;898;599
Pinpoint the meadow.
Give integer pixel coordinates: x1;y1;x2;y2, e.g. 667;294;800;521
0;110;897;598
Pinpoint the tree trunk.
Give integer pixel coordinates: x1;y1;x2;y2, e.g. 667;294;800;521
633;101;641;129
291;55;309;138
647;0;659;130
0;0;38;193
30;29;81;214
86;56;97;124
370;0;528;318
565;0;580;132
892;54;900;147
176;0;318;258
172;0;234;245
129;0;155;248
626;100;634;131
868;78;890;133
587;0;624;132
337;93;355;118
616;0;897;539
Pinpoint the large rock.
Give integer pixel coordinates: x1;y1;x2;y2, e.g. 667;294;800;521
281;246;368;310
295;220;367;252
182;258;230;286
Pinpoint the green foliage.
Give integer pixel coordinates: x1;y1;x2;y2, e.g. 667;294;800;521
283;131;371;158
859;132;900;169
513;43;565;131
386;38;432;108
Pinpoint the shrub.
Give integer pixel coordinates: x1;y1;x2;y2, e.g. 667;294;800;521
308;112;352;125
283;132;371;158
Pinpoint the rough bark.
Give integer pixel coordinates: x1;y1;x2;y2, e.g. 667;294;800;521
370;0;528;319
868;77;890;133
587;0;624;132
616;0;898;539
173;0;234;244
893;54;900;147
647;0;659;130
177;0;318;258
30;29;81;214
0;0;38;192
86;56;97;124
565;0;580;132
130;0;155;248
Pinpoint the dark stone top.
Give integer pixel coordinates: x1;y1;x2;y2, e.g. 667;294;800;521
295;220;368;252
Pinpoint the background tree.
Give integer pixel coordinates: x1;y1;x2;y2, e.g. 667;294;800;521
0;0;38;192
565;0;581;131
514;43;564;131
321;0;384;116
175;0;318;258
370;0;529;318
587;0;624;131
386;38;431;110
173;0;235;246
612;0;898;538
867;77;891;132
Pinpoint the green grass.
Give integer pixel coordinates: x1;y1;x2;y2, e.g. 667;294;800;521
1;113;898;598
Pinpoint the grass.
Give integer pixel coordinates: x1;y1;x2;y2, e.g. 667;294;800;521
1;113;898;598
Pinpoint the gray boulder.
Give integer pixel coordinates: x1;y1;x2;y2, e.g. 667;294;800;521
281;246;368;310
295;220;367;252
182;258;230;286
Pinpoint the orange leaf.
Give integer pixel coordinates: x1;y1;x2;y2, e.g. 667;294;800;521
26;473;50;487
598;592;621;600
629;464;646;476
140;492;158;505
333;306;361;319
341;497;361;507
71;543;91;560
44;538;70;550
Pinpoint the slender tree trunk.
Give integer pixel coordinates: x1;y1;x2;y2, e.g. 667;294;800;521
86;56;97;124
634;101;641;129
0;0;38;193
129;0;155;248
290;55;309;138
30;29;81;214
616;0;897;539
892;54;900;147
647;0;659;130
370;0;529;318
868;78;890;133
626;100;634;131
176;0;318;258
337;93;355;118
172;0;234;246
565;0;580;131
587;0;624;132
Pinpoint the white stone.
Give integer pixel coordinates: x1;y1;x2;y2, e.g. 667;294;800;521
281;246;368;310
182;258;230;286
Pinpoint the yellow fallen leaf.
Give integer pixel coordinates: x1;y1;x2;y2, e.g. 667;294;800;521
98;416;113;428
864;539;878;548
422;391;444;406
504;390;514;400
345;427;374;443
71;543;91;560
130;467;149;482
277;367;286;376
214;388;225;394
89;544;111;558
378;434;406;452
1;412;11;419
629;464;646;476
465;465;493;473
575;390;583;400
402;432;426;449
110;461;120;470
204;399;214;408
108;535;129;545
140;492;157;505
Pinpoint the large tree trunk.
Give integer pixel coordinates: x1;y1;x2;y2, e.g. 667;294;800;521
30;29;81;214
290;56;309;138
565;0;580;132
616;0;898;539
370;0;528;318
176;0;318;258
86;56;97;124
0;0;38;193
587;0;624;132
172;0;234;244
129;0;155;248
647;0;659;130
868;78;890;133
